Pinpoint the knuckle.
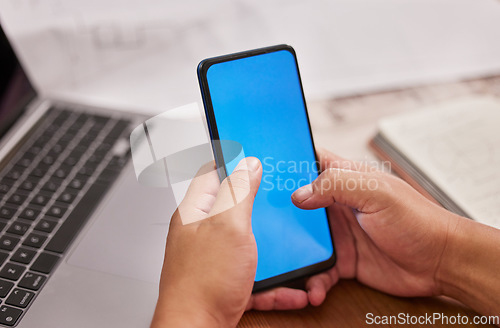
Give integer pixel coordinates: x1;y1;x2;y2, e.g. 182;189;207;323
319;169;338;185
373;175;395;200
317;169;342;192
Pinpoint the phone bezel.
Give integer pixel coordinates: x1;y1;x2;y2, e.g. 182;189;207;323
197;44;336;293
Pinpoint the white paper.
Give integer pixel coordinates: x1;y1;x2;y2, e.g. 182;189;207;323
1;0;500;114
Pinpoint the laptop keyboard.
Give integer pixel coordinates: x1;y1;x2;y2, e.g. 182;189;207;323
0;107;131;326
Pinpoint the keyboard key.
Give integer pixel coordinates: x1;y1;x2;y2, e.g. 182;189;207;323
0;305;22;326
95;142;113;154
18;272;46;291
97;168;120;183
87;152;105;164
27;145;43;156
16;157;33;168
18;152;35;162
45;181;111;254
0;252;8;266
41;179;62;193
63;155;79;166
6;221;30;236
23;233;47;249
78;163;98;176
0;236;20;251
57;190;77;203
44;121;61;135
25;175;41;185
80;133;98;144
0;206;17;220
6;193;27;205
77;173;89;183
0;222;6;232
90;114;109;126
106;119;129;139
85;128;102;139
72;145;88;156
0;280;14;297
60;132;76;143
53;110;70;124
93;147;109;159
107;155;129;171
5;166;24;180
6;288;34;308
39;131;54;141
68;115;88;131
68;176;86;190
67;124;84;135
18;207;40;221
18;180;36;192
31;252;59;274
71;143;90;157
58;131;73;144
29;167;46;178
0;263;25;281
47;205;67;218
49;142;65;155
35;219;58;233
32;135;51;148
41;155;55;165
11;248;36;265
58;139;71;151
36;160;51;171
53;165;71;179
0;180;13;194
31;194;51;207
89;116;107;128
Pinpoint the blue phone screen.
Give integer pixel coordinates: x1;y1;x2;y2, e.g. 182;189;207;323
206;49;333;282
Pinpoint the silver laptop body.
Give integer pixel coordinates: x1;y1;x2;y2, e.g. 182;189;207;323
0;23;174;328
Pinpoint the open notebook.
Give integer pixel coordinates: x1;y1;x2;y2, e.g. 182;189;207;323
370;97;500;229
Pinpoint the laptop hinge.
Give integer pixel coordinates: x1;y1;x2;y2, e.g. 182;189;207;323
0;97;51;165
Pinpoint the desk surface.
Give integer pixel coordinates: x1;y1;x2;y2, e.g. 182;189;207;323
238;74;500;327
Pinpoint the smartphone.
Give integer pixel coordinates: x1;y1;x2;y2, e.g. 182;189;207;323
198;45;335;292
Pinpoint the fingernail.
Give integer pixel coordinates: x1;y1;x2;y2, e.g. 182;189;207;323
246;157;261;172
292;184;313;203
329;167;353;172
234;157;261;172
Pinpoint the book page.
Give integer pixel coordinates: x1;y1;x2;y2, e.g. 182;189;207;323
379;97;500;228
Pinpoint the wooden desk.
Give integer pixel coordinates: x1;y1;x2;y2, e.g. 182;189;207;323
238;75;500;327
240;280;485;328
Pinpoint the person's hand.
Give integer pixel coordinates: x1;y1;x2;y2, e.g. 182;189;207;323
248;148;459;310
151;157;262;328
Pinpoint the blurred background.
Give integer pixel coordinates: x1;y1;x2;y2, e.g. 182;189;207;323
1;0;500;115
1;3;499;326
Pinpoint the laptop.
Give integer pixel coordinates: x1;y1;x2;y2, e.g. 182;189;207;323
0;23;177;327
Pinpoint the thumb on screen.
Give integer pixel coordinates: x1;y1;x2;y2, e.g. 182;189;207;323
207;157;262;229
291;168;388;213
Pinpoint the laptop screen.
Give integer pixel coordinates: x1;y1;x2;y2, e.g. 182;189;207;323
0;24;36;140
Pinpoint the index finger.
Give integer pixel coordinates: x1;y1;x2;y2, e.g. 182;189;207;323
292;168;391;213
317;148;379;173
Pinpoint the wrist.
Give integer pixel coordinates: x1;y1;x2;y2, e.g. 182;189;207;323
435;212;466;298
151;310;220;328
435;214;500;315
151;294;222;328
